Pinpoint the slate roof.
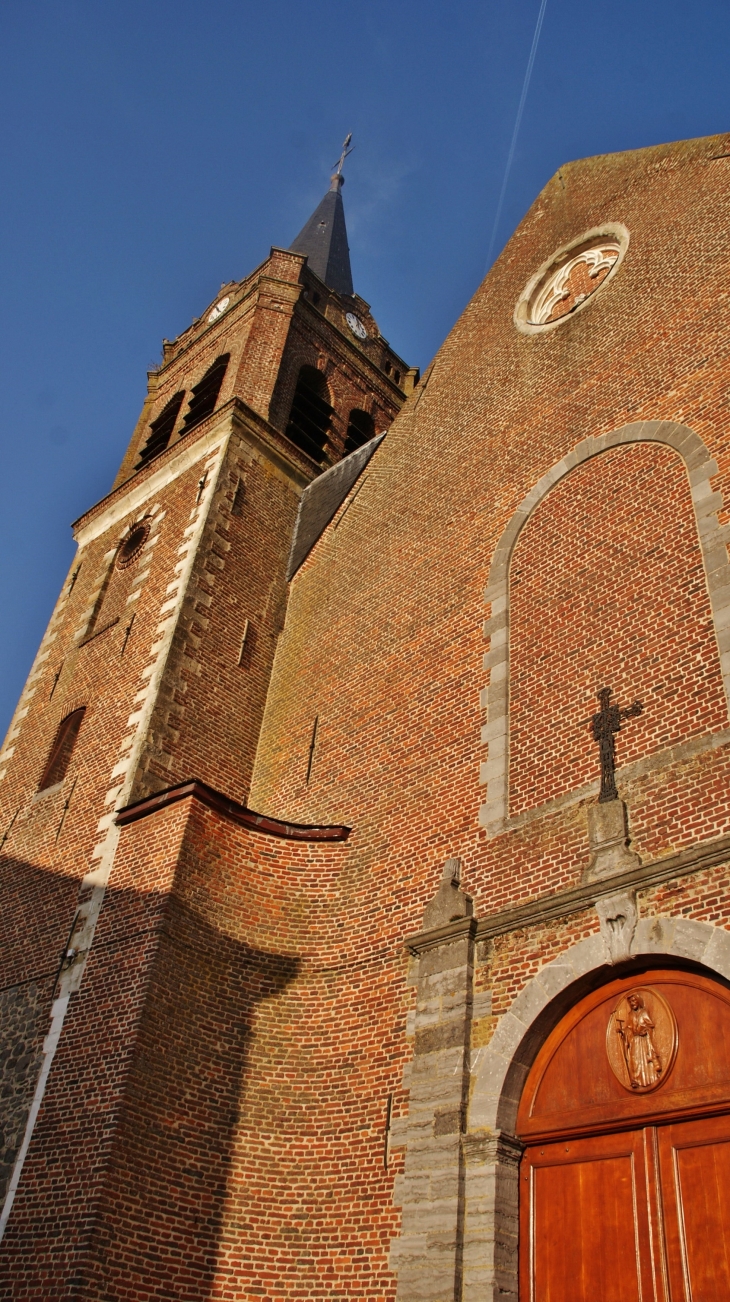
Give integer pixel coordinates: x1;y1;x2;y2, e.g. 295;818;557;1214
289;174;354;297
286;434;385;579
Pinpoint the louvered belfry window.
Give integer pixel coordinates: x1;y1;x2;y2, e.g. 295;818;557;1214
137;391;185;468
38;708;86;790
344;408;375;455
179;354;230;435
285;366;333;463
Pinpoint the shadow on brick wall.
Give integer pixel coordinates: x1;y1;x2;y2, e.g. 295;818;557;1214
0;851;301;1301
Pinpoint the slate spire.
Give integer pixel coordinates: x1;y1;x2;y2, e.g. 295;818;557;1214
289;151;354;297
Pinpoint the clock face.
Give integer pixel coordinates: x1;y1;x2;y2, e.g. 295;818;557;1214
207;296;230;323
345;312;368;341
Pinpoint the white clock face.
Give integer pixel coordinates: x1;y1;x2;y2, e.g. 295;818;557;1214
346;312;368;341
207;296;230;323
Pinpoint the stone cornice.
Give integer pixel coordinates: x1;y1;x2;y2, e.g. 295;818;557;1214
402;833;730;955
475;832;730;941
115;777;351;842
404;916;478;956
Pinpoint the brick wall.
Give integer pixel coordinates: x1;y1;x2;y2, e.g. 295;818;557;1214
252;133;730;912
0;202;412;1295
0;793;413;1299
246;133;730;1298
509;440;728;817
79;802;407;1299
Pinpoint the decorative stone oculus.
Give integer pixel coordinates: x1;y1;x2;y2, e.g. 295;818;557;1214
513;223;629;334
116;519;151;569
530;242;620;324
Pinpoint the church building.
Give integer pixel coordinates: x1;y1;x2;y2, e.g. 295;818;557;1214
2;130;730;1300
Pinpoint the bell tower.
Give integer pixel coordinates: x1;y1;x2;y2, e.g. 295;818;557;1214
0;147;414;1278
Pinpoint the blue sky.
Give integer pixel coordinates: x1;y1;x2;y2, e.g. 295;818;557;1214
1;0;729;732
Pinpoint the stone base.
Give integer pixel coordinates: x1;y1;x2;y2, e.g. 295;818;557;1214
585;799;640;881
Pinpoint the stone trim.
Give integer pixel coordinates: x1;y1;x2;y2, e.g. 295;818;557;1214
0;552;85;785
469;916;730;1136
404;829;730;959
502;726;730;832
73;398;314;547
480;421;730;835
115;777;351;842
404;917;477;957
390;921;476;1302
74;417;234;548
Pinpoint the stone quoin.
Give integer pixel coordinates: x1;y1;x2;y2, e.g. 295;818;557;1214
3;131;730;1299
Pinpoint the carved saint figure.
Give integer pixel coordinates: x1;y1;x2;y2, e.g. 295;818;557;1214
617;993;662;1089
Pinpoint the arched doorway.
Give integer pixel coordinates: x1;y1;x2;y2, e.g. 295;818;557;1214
518;967;730;1300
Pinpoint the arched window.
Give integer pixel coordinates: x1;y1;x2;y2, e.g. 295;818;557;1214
38;708;86;790
137;392;185;468
285;366;333;463
344;409;375;455
179;354;230;435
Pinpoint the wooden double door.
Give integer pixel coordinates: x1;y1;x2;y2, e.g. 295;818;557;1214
522;1115;730;1300
518;970;730;1301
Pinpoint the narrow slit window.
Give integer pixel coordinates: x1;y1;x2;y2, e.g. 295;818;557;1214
179;354;230;435
344;408;375;455
136;392;185;468
231;478;245;516
305;715;319;783
285;367;333;463
38;708;86;791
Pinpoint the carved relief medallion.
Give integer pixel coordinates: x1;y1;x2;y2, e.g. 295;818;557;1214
606;987;678;1092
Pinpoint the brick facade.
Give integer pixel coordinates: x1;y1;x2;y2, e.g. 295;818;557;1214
3;133;730;1298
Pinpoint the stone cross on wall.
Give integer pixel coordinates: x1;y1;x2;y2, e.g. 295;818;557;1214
591;687;643;803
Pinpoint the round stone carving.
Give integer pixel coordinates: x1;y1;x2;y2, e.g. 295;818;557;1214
116;520;150;569
606;987;678;1093
514;224;629;334
531;243;619;324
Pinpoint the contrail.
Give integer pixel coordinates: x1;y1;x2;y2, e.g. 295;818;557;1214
486;0;549;271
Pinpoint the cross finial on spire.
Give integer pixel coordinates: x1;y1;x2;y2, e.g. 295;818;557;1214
332;133;354;177
289;139;355;295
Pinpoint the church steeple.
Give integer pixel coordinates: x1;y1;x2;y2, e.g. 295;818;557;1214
289;137;354;297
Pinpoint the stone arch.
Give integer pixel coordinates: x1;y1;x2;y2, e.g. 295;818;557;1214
480;421;730;835
463;918;730;1301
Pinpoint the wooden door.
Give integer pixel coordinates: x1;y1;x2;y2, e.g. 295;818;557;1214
517;970;730;1301
659;1113;730;1300
520;1129;659;1302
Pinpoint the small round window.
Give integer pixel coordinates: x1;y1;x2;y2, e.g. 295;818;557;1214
116;520;150;569
514;224;629;334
